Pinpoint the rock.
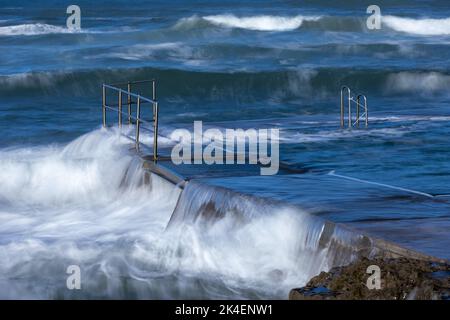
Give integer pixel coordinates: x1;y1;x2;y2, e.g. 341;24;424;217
289;257;450;300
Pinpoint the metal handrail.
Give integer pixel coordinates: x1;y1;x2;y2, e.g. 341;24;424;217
340;86;351;128
109;79;156;87
102;80;159;161
340;86;369;128
356;94;368;127
104;105;153;126
103;84;156;104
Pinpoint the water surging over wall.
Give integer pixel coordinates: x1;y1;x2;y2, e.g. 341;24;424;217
0;128;373;299
165;181;375;298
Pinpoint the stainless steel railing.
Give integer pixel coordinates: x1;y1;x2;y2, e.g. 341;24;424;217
356;94;368;128
102;80;159;161
340;86;368;128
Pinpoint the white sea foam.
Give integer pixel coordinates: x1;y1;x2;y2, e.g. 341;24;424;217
0;127;339;299
282;127;407;144
0;128;180;298
384;15;450;36
369;115;450;122
0;23;80;36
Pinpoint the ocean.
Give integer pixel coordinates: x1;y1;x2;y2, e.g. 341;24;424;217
0;0;449;299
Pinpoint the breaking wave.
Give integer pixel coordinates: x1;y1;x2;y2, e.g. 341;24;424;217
3;15;449;38
175;14;321;32
384;16;450;36
202;14;321;31
1;67;449;101
173;14;450;35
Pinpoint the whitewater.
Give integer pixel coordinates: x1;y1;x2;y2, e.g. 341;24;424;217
0;128;341;299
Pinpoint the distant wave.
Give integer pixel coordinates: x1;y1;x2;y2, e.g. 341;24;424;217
172;14;450;35
384;16;450;36
6;16;450;37
175;14;321;32
1;68;449;100
0;23;89;36
203;14;321;31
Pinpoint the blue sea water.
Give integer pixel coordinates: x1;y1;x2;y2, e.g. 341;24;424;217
0;0;449;298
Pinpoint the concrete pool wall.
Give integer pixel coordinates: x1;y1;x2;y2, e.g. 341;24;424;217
141;158;447;278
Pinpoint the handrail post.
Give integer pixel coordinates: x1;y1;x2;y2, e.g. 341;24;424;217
340;86;351;128
153;101;158;162
340;89;344;128
102;84;106;127
118;90;122;128
362;95;368;127
348;93;351;128
356;95;360;128
356;94;368;128
152;80;157;161
365;99;369;127
136;95;141;150
152;80;156;101
127;82;131;124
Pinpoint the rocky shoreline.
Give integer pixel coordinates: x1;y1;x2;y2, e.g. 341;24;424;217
289;257;450;300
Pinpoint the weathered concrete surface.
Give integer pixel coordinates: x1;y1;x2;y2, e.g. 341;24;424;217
289;257;450;300
317;220;447;265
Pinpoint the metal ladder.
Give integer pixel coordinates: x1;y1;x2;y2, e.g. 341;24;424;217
340;86;368;128
102;79;159;161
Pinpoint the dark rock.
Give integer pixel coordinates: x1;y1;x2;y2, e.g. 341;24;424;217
289;257;450;300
